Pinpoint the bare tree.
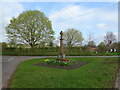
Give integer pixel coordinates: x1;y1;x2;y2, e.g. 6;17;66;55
87;32;95;43
104;32;117;46
85;32;96;47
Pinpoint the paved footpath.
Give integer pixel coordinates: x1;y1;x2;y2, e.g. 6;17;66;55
1;56;120;89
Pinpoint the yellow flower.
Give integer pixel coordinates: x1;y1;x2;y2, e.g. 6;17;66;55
45;59;49;61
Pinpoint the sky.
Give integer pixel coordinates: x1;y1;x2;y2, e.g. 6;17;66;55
0;1;119;45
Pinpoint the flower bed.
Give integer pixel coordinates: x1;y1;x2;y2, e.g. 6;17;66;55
33;58;88;70
44;59;75;66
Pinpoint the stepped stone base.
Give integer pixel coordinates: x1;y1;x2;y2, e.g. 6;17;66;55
57;54;65;58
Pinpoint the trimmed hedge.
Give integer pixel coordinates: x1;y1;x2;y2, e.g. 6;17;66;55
2;47;120;56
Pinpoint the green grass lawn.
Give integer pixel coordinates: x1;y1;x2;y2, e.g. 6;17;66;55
9;57;118;88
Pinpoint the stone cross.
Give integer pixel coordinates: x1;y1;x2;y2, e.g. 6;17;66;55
60;31;64;58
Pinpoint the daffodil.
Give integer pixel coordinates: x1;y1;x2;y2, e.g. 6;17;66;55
45;59;49;61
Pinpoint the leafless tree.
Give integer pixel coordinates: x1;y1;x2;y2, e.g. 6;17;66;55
87;32;95;42
85;32;96;46
104;32;117;46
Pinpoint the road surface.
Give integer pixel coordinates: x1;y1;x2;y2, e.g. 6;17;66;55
2;56;45;88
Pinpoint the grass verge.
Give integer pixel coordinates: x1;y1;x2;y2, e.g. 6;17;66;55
9;57;118;88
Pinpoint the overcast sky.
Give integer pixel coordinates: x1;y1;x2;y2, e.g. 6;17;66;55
0;0;119;45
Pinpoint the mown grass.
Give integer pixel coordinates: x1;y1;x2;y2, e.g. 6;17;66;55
10;57;118;88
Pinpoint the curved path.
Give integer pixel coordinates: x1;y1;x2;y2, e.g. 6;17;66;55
2;56;44;89
1;56;120;89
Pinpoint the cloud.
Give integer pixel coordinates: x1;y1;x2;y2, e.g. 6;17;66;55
49;5;83;20
0;2;24;42
49;5;95;22
49;4;117;31
49;4;96;32
99;11;118;23
48;4;118;45
97;23;108;29
2;3;24;25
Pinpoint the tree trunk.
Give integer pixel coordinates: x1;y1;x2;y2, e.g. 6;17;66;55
30;43;35;48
